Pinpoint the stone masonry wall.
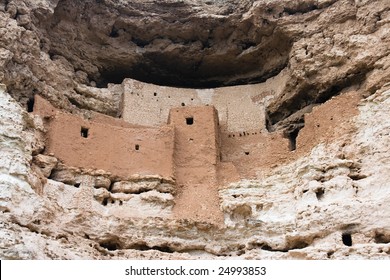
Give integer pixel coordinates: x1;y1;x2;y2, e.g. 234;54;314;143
122;70;288;133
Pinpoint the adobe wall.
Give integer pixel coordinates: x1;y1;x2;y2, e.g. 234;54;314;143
220;131;290;178
121;70;288;133
34;96;175;180
218;90;362;179
168;106;220;185
33;88;361;188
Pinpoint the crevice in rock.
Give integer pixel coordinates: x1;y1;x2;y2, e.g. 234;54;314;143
282;0;337;16
259;244;288;252
348;163;367;181
315;188;325;200
249;239;310;253
327;250;335;258
283;4;318;16
285;127;301;151
99;239;123;251
128;242;174;253
374;230;390;244
27;96;35;113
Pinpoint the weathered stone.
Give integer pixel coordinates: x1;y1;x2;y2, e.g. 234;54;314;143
0;0;390;261
32;154;57;178
140;191;175;207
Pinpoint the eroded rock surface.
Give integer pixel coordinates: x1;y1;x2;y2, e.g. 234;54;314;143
1;0;390;260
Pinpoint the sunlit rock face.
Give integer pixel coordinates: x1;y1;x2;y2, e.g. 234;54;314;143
0;0;390;260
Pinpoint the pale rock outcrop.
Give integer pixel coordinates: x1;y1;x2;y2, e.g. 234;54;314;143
32;154;58;178
0;0;390;260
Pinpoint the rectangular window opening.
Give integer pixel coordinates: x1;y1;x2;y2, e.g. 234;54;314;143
135;144;140;151
81;127;89;138
186;117;194;125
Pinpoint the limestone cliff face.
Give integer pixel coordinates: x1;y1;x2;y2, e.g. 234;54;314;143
1;0;390;259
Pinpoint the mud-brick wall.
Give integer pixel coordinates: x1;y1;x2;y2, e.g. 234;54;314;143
218;91;362;179
220;131;290;178
35;97;175;179
168;106;220;185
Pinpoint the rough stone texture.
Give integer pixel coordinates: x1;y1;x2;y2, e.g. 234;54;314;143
121;74;287;132
1;0;390;260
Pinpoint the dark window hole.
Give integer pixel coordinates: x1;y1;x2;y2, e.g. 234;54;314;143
154;92;157;96
135;144;140;151
181;102;185;106
102;198;109;206
74;183;81;188
342;233;352;246
81;127;89;138
186;117;194;125
27;96;35;112
245;152;250;155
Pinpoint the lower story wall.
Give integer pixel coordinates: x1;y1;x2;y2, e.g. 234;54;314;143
219;91;362;179
35;96;175;180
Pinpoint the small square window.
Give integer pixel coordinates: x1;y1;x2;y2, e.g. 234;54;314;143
186;117;194;125
81;127;89;138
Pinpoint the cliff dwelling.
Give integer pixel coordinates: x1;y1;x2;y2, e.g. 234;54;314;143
1;0;390;261
31;77;362;225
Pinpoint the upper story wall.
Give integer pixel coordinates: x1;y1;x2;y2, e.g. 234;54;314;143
121;70;287;133
34;96;175;180
169;106;220;166
169;106;220;185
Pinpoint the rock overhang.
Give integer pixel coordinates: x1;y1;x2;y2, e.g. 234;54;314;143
40;0;293;88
